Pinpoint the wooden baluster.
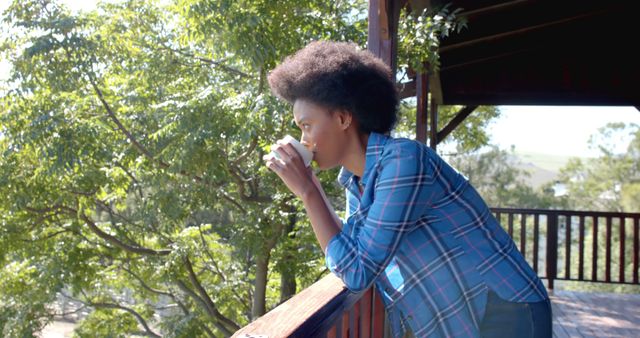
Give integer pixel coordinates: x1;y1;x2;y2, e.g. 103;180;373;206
565;215;571;279
620;217;626;283
579;215;585;281
373;288;385;338
342;311;349;338
533;214;540;273
520;213;527;257
546;213;558;290
606;216;612;283
508;213;514;238
634;217;639;284
349;304;357;338
592;217;599;281
359;289;372;338
328;314;341;338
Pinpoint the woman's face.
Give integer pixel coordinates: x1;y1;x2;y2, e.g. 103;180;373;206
292;99;351;170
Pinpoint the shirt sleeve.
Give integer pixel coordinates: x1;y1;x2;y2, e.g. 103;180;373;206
325;143;431;292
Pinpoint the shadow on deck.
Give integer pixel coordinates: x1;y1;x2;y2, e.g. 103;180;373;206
551;290;640;338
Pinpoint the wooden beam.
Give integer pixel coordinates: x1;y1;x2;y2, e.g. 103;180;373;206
439;8;614;53
408;0;428;13
397;80;416;99
436;105;478;143
440;47;536;72
459;0;530;18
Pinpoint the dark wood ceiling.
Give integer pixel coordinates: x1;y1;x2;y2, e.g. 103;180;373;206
425;0;640;106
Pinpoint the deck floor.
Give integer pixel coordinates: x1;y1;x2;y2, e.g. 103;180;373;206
551;290;640;338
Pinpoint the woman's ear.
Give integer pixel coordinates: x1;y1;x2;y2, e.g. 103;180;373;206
335;110;352;130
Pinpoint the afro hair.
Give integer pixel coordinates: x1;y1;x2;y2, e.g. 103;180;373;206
267;41;398;134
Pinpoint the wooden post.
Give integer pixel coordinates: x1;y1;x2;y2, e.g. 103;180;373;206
429;95;438;150
416;71;428;143
546;213;558;290
633;217;639;284
620;217;626;283
592;217;599;281
368;0;404;75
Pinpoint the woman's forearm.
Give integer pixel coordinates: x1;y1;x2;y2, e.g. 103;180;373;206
301;184;341;254
311;175;343;230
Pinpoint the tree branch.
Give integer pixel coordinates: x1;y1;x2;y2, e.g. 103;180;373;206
61;206;171;256
121;265;189;316
60;291;160;338
175;280;233;336
87;73;249;213
184;257;240;334
114;160;145;199
228;164;272;203
231;136;259;167
196;225;251;315
93;197;171;242
19;229;73;242
158;44;253;79
54;304;88;318
223;141;272;203
88;74;164;168
90;302;161;338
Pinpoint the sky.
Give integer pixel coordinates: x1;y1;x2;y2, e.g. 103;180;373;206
2;0;639;159
488;106;639;158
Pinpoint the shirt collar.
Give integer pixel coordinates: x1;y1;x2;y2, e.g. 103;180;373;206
337;132;389;189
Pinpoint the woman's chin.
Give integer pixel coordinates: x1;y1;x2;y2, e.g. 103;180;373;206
313;160;326;170
315;161;340;171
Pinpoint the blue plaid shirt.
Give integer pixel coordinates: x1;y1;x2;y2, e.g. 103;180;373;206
325;132;548;337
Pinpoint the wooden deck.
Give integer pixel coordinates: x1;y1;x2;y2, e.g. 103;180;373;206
551;290;640;338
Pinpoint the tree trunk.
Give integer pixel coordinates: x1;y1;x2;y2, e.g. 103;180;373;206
252;208;296;319
279;266;297;303
279;219;297;303
251;253;269;319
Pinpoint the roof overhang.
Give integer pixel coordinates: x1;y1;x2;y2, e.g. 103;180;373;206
426;0;640;106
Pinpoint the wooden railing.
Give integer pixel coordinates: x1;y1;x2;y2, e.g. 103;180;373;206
492;208;640;289
231;274;392;338
233;208;640;337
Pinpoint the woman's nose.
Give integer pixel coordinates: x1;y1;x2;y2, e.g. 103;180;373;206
300;137;312;150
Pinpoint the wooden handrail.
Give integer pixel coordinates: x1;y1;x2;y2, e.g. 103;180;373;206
232;274;371;338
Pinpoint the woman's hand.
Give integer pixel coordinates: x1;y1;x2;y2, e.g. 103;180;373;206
264;140;341;252
263;141;315;199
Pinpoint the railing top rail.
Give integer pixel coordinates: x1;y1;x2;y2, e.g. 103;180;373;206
491;207;640;219
232;274;355;338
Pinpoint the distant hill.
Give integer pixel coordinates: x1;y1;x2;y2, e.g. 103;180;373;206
512;151;592;189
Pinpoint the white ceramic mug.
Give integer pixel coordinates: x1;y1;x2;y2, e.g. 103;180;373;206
270;135;313;167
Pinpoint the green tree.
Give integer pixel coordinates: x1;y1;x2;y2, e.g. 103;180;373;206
394;102;501;153
0;0;502;336
555;122;640;294
446;146;561;209
558;122;640;212
0;0;366;336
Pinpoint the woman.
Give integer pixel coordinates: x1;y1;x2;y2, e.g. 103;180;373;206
263;41;551;338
